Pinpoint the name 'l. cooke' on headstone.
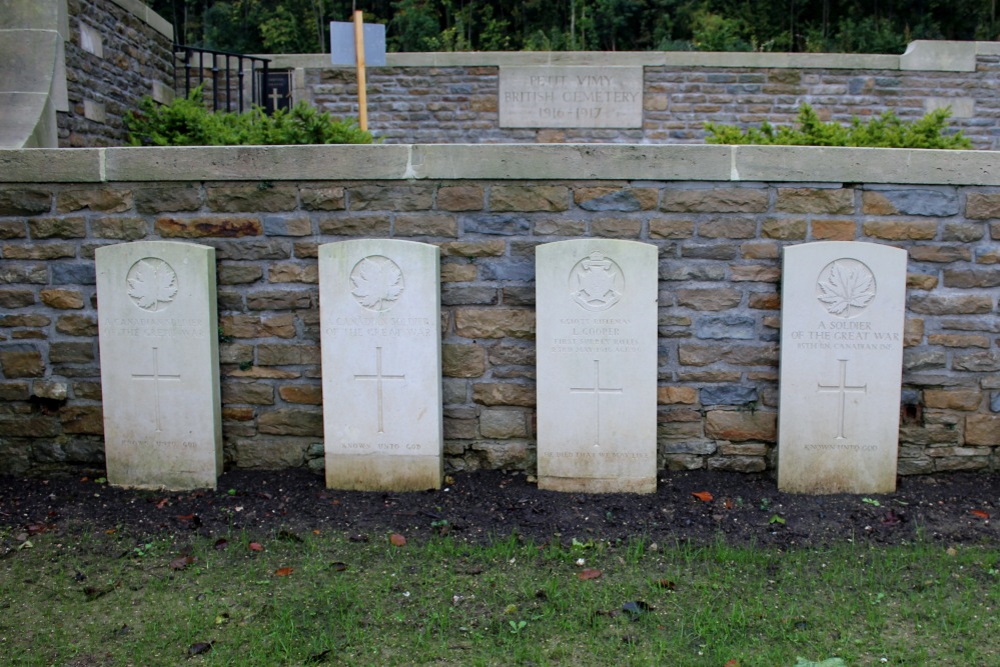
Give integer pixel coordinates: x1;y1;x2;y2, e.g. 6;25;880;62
778;241;907;494
536;239;658;493
499;66;643;128
96;241;222;491
319;239;442;491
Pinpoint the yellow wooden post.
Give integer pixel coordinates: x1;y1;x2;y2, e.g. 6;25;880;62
353;10;368;132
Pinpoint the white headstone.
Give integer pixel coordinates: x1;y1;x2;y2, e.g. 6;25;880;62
320;239;442;491
499;66;643;128
536;239;658;493
96;241;222;490
778;241;907;494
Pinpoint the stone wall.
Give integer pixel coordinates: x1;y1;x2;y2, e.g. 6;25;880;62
60;0;174;147
1;144;1000;478
267;42;1000;150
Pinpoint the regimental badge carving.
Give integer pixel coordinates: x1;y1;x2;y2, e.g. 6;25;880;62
126;258;178;312
816;258;876;318
569;251;624;312
350;255;404;312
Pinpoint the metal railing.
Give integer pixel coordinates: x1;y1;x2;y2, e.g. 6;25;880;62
174;45;271;114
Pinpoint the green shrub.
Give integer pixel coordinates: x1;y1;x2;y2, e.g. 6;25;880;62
125;88;373;146
704;104;971;149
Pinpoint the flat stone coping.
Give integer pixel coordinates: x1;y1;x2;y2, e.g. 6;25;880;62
261;40;996;73
3;145;1000;186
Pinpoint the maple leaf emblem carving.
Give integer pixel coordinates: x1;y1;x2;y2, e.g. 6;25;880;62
350;256;404;312
127;258;178;312
816;260;876;317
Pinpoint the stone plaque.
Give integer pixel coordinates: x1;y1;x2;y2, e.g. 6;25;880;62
96;241;222;490
536;239;658;493
499;66;643;128
778;241;907;494
320;239;442;491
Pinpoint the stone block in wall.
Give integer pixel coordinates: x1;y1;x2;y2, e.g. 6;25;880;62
862;189;959;216
29;217;86;239
300;187;345;211
1;243;74;260
0;221;26;240
775;188;853;214
40;288;84;309
156;216;262;238
964;414;1000;445
263;216;312;237
490;185;569;212
436;186;484;211
574;187;656;212
454;308;534;339
907;273;938;290
863;220;938;240
923;388;982;411
761;218;806;240
909;295;992;315
206;186;297;213
705;410;777;442
93;216;148;240
59;406;103;434
347;185;433;211
941;222;984;242
134;186;202;213
966;193;1000;219
56;314;97;336
479;409;527;438
0;189;51;215
657;386;698;404
699;218;756;239
441;263;477;282
706;456;766;473
439;240;506;257
661;188;767;213
649;219;694;239
316;214;390;236
442;344;486;378
472;383;535;407
0;289;35;308
258;408;323;437
246;290;313;311
676;288;741;311
278;385;323;405
0;345;44;377
57;188;131;213
811;219;856;240
232;439;308;468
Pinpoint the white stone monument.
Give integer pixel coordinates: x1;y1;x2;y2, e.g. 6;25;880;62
499;66;643;128
536;239;658;493
319;239;442;491
778;241;907;494
96;241;222;490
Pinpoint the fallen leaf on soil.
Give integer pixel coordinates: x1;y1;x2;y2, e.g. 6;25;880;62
881;510;902;526
655;579;676;590
330;562;348;572
947;547;958;557
187;642;213;656
725;660;740;667
312;529;321;535
691;491;713;502
578;568;602;580
970;509;990;519
213;538;228;550
168;555;196;570
274;567;294;577
723;497;735;510
154;498;169;509
248;542;264;552
390;533;407;547
104;529;116;535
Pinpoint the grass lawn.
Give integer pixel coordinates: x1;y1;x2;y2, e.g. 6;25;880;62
1;526;997;666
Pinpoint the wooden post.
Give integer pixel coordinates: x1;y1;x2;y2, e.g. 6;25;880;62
353;9;368;131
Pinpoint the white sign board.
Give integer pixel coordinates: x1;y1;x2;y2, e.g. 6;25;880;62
330;21;386;66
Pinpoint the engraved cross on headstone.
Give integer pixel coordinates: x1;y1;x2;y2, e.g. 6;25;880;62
131;346;181;432
816;358;867;439
269;88;284;109
354;346;405;434
570;359;623;447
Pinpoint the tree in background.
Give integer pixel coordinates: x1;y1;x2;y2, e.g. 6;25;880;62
144;0;1000;54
